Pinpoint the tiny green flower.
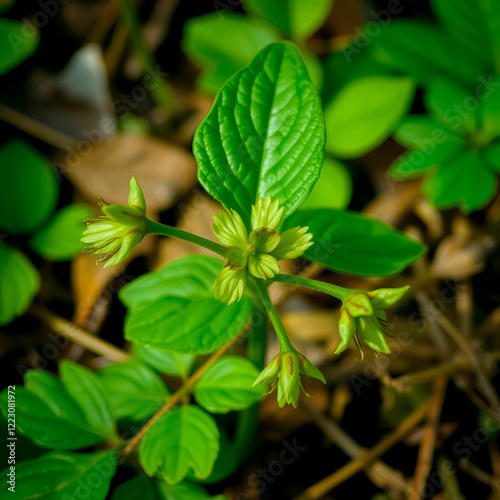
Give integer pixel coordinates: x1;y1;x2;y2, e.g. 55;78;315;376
211;196;313;304
253;349;326;408
335;286;410;358
81;177;148;268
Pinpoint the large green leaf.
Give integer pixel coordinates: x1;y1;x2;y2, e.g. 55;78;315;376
111;476;156;500
324;76;415;158
243;0;333;39
133;343;195;380
431;0;498;71
121;255;251;354
422;151;498;213
0;366;116;449
183;12;280;94
30;204;89;260
99;361;169;421
0;139;59;234
139;405;219;484
0;241;39;325
299;158;352;210
194;356;264;414
194;42;325;226
0;450;116;499
371;21;486;88
285;209;427;276
0;18;39;75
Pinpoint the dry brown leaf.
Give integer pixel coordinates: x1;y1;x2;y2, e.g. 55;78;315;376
61;134;197;212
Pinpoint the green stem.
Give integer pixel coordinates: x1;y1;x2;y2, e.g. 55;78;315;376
118;0;175;112
233;301;267;461
253;279;294;352
147;220;227;257
273;273;354;302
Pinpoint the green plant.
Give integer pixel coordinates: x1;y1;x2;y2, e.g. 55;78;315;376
0;139;91;325
0;41;426;498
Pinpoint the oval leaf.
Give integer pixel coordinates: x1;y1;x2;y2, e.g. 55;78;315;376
194;356;264;414
30;204;89;260
194;41;325;225
0;450;116;500
99;361;169;421
0;241;39;325
0;18;39;75
285;209;427;276
139;405;219;484
121;255;251;354
325;76;415;158
0;139;59;234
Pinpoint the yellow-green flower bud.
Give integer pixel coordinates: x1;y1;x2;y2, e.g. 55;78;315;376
335;286;410;357
253;349;326;408
81;177;148;268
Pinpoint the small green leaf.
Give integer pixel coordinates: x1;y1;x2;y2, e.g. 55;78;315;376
285;209;427;277
133;343;195;379
99;361;169;421
194;356;264;414
243;0;333;39
59;360;117;442
121;255;251;354
183;12;280;94
0;139;59;234
0;18;39;75
194;42;325;226
422;151;498;213
0;241;39;325
30;204;89;260
139;405;219;484
1;364;117;449
324;76;415;158
0;450;116;500
299;158;352;210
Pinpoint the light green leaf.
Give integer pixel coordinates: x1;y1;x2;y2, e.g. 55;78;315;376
121;255;251;354
0;241;39;325
139;405;219;484
183;12;280;94
133;343;195;379
99;361;169;421
325;76;415;158
285;209;427;277
0;450;116;500
299;158;352;210
243;0;333;39
0;139;59;234
29;204;89;260
0;18;39;75
371;20;486;88
194;42;325;225
422;151;498;213
194;356;263;414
